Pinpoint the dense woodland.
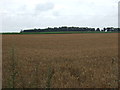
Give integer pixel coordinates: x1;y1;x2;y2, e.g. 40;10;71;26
21;26;120;33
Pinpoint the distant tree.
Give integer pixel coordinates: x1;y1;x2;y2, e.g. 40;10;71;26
106;27;113;32
21;26;109;33
101;29;104;32
34;28;37;30
103;28;106;32
96;28;100;31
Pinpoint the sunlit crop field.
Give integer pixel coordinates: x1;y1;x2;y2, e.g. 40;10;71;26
2;33;118;88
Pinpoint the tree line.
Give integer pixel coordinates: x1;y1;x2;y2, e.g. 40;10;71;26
20;26;120;33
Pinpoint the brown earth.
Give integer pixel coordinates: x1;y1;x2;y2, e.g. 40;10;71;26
2;33;119;88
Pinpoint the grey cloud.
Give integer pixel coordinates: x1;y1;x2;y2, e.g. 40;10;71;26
18;5;26;11
35;2;55;12
52;11;60;17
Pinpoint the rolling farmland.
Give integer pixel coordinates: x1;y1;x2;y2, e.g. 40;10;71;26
2;33;118;88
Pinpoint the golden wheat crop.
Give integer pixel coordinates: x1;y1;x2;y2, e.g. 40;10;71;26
2;33;118;88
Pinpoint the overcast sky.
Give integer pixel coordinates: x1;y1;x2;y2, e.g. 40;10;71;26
0;0;119;32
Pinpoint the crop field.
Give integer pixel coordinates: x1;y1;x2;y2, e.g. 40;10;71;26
2;33;118;88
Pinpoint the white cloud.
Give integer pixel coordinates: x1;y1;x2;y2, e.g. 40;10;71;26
35;2;54;12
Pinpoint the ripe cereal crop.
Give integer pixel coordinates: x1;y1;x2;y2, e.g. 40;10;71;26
2;33;118;88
